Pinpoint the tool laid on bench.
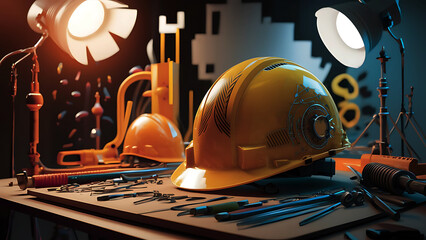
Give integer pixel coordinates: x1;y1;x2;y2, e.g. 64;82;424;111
97;191;153;201
348;166;400;220
215;189;345;221
299;202;342;226
236;190;363;229
16;166;177;189
139;196;229;214
237;202;328;228
362;162;426;196
177;200;264;217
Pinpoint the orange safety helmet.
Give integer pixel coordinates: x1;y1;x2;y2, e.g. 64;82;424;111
120;113;185;166
171;57;350;191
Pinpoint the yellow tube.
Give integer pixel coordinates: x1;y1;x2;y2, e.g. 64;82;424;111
104;71;152;150
160;33;165;63
176;28;180;64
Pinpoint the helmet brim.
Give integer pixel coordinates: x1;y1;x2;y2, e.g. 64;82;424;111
171;147;346;191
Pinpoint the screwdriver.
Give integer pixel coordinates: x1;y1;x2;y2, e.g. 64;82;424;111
215;190;345;221
139;196;229;215
183;200;251;216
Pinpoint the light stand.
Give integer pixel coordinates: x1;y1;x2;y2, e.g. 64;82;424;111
10;66;17;177
3;0;137;176
387;29;426;155
27;52;43;175
386;28;407;156
375;47;391;155
1;34;47;177
390;86;426;148
350;47;419;158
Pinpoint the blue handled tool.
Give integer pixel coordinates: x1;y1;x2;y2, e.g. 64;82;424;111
299;202;342;226
215;190;345;221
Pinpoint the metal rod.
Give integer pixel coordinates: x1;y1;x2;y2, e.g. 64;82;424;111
215;190;345;221
350;114;378;148
237;201;328;227
376;47;391;155
386;27;406;156
299;202;342;226
239;206;326;229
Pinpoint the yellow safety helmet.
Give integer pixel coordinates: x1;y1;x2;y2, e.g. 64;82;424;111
171;57;350;191
120;113;185;166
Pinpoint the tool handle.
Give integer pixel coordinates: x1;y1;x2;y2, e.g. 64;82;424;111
215;190;344;221
191;201;244;216
170;196;229;211
400;176;426;195
97;193;136;201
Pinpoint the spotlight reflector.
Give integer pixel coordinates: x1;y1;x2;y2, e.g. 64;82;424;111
68;0;105;38
315;0;401;68
27;0;137;65
336;12;364;50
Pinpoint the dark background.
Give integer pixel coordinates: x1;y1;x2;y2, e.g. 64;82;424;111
0;0;425;179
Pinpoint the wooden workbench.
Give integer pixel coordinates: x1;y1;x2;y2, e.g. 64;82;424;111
1;171;425;239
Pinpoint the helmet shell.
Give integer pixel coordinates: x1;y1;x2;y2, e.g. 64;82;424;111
172;57;350;190
120;113;185;163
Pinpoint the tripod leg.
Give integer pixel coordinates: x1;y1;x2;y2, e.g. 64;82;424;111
388;115;421;159
389;112;403;135
351;114;378;148
407;116;426;147
412;116;426;140
404;113;411;128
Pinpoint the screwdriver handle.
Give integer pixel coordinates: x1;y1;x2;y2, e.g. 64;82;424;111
190;200;248;216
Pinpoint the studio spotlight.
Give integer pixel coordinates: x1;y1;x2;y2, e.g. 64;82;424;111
27;0;137;64
315;0;401;68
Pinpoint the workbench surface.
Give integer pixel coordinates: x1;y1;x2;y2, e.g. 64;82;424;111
1;171;425;239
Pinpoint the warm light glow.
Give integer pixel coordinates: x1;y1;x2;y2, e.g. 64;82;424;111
68;0;105;38
175;168;207;189
336;12;364;49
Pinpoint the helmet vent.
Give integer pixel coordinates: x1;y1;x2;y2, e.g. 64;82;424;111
266;128;291;147
264;63;286;71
